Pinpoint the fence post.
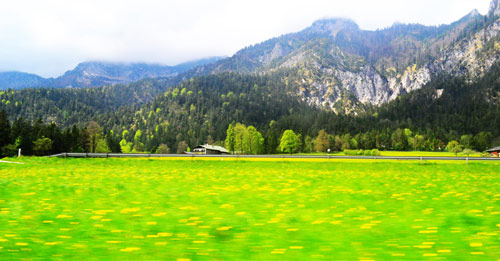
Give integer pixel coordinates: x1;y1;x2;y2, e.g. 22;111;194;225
18;149;21;158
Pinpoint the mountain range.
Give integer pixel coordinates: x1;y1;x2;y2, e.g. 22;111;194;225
179;2;500;112
4;2;500;113
0;57;224;90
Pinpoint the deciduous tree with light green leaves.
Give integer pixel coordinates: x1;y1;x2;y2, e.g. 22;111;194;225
132;130;145;153
462;148;475;157
225;123;235;154
234;123;247;154
280;130;299;155
119;139;132;153
95;139;111;153
446;140;463;156
244;126;264;155
226;123;264;154
410;134;425;151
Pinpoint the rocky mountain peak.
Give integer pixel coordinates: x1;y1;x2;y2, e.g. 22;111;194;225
467;9;480;18
489;0;500;17
309;18;359;36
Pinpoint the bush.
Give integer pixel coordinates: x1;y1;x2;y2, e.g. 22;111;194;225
33;137;54;156
156;144;170;154
1;144;18;157
343;149;364;156
343;149;356;156
343;149;352;156
95;139;111;153
461;149;475;157
343;149;380;156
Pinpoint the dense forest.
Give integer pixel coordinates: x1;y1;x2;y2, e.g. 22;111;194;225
1;61;499;157
0;78;167;127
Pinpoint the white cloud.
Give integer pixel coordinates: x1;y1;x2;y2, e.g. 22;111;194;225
0;0;492;77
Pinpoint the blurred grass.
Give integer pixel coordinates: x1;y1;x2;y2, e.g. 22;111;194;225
0;157;499;260
287;151;482;157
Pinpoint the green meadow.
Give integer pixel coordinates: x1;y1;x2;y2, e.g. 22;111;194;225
291;151;484;157
0;157;499;260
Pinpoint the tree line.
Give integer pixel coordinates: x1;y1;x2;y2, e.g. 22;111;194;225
0;110;86;156
223;124;494;155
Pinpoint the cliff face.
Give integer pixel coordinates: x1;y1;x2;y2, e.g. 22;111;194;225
389;18;500;99
279;13;500;111
490;0;500;18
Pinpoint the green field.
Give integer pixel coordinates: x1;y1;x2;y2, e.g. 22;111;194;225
291;151;484;157
376;151;479;157
0;157;499;260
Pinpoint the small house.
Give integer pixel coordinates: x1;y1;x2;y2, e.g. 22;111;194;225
486;146;500;157
192;144;229;155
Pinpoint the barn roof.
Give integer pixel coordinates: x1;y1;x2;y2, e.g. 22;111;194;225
486;146;500;152
194;144;229;153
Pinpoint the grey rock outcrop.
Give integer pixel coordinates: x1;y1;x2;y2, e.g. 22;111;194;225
294;8;500;110
490;0;500;18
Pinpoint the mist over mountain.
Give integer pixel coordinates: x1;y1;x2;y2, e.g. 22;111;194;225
0;57;224;90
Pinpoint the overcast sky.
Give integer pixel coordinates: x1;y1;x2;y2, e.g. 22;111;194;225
0;0;492;77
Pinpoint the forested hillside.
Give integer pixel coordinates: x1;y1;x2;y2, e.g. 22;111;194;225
377;69;500;137
98;73;316;154
0;79;167;127
1;64;499;157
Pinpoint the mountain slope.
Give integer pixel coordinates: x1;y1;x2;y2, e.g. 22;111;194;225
0;78;168;127
49;57;224;88
0;72;46;90
178;3;500;112
0;57;224;90
377;66;500;137
98;68;500;153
